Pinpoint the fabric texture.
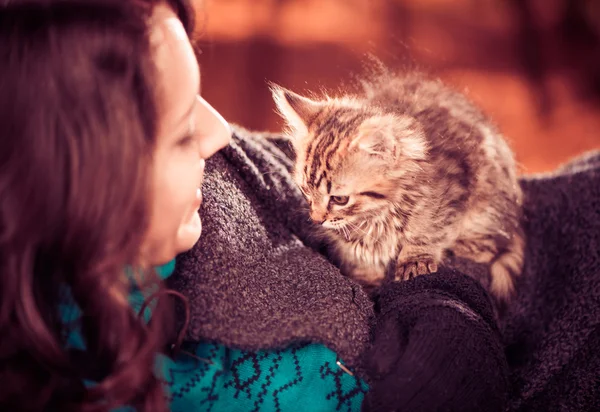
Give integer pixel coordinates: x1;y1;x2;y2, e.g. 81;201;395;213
443;150;600;412
362;270;509;412
503;151;600;411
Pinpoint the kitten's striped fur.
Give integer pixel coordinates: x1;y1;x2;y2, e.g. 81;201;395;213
271;71;525;301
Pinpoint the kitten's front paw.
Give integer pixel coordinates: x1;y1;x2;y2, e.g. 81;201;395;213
395;257;438;281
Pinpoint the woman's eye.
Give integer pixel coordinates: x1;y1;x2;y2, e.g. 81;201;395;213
177;134;195;147
330;195;349;206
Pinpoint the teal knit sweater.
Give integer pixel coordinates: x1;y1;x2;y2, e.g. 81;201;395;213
60;260;368;411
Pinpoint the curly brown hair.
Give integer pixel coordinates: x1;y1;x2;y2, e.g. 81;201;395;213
0;0;195;410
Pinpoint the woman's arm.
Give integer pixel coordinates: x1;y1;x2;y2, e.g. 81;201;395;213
363;269;509;412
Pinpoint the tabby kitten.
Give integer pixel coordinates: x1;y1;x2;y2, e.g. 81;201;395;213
270;71;525;301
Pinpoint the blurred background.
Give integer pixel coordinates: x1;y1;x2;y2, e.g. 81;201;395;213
195;0;600;173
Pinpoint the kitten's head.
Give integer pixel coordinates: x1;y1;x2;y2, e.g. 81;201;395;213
271;84;428;233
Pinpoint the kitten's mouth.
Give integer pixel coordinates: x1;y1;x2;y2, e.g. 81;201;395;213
323;220;345;230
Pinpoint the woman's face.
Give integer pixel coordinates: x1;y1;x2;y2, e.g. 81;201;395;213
142;4;230;265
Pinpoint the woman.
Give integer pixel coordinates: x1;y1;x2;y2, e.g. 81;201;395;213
0;0;514;411
0;0;367;410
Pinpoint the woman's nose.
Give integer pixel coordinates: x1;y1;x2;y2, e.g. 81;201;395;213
195;95;231;159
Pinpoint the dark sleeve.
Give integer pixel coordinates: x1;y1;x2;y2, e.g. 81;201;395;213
362;269;509;412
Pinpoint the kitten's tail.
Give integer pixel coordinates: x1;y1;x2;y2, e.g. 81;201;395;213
490;228;525;301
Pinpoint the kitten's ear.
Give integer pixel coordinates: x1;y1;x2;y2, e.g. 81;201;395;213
350;116;397;157
270;83;322;136
350;115;427;161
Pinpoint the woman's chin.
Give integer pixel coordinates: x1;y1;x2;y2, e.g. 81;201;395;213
176;211;202;254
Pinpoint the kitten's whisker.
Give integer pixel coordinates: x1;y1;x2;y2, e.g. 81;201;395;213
347;221;379;245
347;221;368;237
342;225;351;241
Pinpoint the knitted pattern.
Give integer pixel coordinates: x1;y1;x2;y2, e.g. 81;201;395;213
163;342;367;412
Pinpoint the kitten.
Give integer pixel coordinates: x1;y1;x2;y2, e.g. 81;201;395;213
270;71;525;301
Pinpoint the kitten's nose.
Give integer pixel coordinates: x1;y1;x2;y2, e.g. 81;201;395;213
310;210;326;225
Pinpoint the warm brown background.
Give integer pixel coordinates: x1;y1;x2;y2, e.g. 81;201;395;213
195;0;600;173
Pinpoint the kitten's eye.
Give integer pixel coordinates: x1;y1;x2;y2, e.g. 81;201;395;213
330;195;349;206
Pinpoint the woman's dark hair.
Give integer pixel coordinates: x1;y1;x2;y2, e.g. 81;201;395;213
0;0;194;410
